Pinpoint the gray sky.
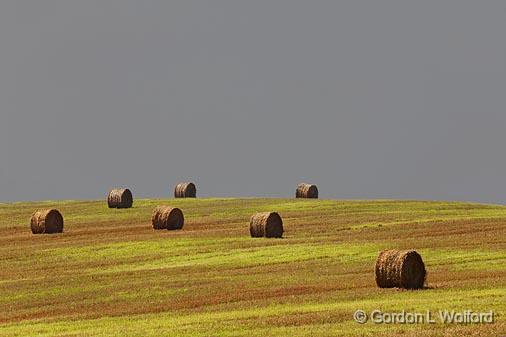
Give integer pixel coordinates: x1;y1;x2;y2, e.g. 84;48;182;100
1;1;506;203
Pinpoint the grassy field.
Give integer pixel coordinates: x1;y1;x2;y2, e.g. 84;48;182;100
0;198;505;336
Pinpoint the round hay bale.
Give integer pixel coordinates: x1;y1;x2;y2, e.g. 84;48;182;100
375;249;426;289
250;212;283;238
174;182;196;198
107;188;133;208
30;209;64;234
296;183;318;199
152;206;184;230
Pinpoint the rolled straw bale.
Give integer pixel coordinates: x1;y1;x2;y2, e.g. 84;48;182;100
30;209;64;234
152;206;184;230
249;212;283;238
107;188;133;208
296;183;318;199
174;182;196;198
375;249;426;289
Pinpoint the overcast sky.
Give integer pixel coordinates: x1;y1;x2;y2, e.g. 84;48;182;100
1;1;505;203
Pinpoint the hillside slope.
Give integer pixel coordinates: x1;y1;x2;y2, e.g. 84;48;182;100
0;198;505;336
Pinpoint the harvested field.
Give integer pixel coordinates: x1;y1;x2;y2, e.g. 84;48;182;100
0;198;505;336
